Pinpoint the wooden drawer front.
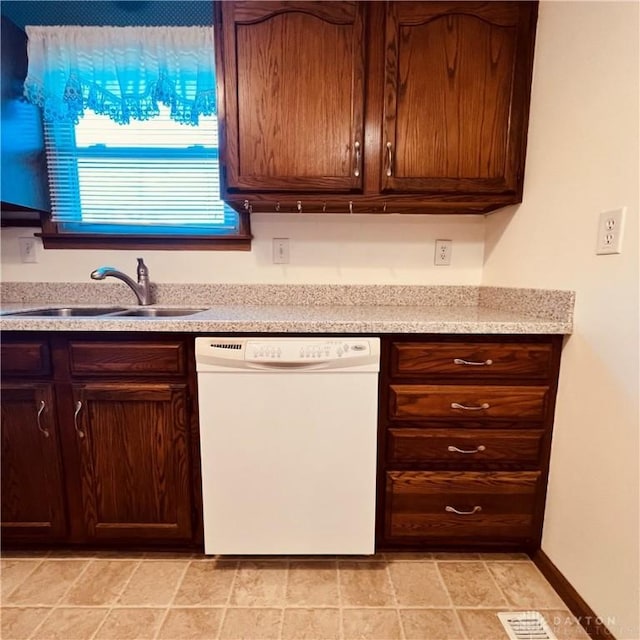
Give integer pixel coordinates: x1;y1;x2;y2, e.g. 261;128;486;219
69;341;186;376
387;429;544;465
386;471;540;540
389;385;548;421
1;341;51;376
390;342;553;379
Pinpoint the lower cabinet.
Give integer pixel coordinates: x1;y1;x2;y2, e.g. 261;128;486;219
1;334;201;549
1;383;67;541
72;383;193;542
378;335;563;551
2;330;564;553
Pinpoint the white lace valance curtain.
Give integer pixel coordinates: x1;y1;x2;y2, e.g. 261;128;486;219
24;26;216;125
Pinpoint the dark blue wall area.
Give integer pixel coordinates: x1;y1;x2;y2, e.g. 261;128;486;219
1;1;213;28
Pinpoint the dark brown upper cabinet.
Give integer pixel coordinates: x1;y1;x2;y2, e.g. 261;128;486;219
218;2;366;193
215;1;538;215
382;2;537;199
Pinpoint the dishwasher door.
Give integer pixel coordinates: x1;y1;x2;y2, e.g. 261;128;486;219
196;337;380;555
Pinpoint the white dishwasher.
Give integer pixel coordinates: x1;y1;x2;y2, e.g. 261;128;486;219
195;336;380;555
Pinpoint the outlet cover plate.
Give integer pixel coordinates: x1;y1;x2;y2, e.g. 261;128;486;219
434;239;452;266
596;207;626;255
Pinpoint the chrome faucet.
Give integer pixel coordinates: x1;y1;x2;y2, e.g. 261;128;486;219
90;258;152;306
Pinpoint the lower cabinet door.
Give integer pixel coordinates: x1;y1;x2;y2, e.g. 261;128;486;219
385;470;540;543
1;383;67;541
72;383;192;542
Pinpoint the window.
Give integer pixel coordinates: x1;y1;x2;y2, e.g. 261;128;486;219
41;105;250;249
24;25;250;250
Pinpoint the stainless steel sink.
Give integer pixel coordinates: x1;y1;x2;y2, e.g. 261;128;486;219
1;306;208;318
2;307;127;317
113;307;208;318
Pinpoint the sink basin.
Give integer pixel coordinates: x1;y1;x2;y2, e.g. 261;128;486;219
113;307;208;318
2;307;127;317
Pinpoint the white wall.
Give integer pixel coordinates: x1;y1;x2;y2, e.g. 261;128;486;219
483;2;639;638
0;213;485;285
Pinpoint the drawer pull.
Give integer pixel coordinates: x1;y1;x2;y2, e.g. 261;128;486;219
36;400;49;438
447;444;486;454
445;505;482;516
451;402;490;411
73;401;85;439
453;358;493;366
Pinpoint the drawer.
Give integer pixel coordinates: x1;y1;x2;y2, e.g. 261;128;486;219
1;340;51;376
390;341;554;379
385;470;540;540
387;428;544;465
389;384;548;421
69;341;186;376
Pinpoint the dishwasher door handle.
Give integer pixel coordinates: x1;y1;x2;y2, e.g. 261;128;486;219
244;361;330;372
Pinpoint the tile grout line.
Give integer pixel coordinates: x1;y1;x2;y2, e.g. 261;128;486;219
482;559;515;611
278;560;290;640
151;558;192;640
336;560;344;640
434;560;470;640
1;556;46;606
215;558;241;639
88;557;144;640
383;560;406;640
25;557;96;640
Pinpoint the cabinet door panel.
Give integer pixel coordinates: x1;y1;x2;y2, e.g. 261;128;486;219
221;1;365;192
1;384;67;541
383;1;537;195
73;384;192;542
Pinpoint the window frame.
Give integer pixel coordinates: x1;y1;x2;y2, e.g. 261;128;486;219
36;98;250;251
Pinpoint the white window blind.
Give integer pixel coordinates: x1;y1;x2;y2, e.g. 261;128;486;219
44;105;237;234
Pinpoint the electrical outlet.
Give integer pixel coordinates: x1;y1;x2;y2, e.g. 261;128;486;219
434;239;452;266
596;207;626;255
18;237;38;263
272;238;290;264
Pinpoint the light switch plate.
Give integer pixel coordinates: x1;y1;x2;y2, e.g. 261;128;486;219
272;238;290;264
19;237;38;263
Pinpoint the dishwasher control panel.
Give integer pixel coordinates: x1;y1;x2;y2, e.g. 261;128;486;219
196;337;380;371
246;339;370;362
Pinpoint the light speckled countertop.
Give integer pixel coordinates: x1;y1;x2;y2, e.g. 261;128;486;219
0;284;575;334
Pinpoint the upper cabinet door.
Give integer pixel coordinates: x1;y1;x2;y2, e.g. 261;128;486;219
382;1;537;196
219;1;366;193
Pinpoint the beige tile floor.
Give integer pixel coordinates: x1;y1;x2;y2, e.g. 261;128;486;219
0;551;590;640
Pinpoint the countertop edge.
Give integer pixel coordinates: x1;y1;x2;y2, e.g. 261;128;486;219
0;284;575;335
0;309;573;335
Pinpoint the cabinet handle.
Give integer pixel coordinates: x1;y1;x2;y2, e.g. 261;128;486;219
453;358;493;366
447;444;486;454
386;142;393;177
73;401;85;439
36;400;49;438
354;141;361;177
445;505;482;516
451;402;490;411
